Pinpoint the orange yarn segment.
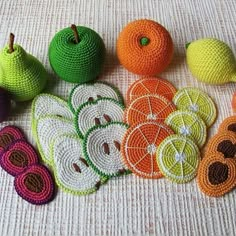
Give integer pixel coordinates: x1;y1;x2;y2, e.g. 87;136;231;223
218;116;236;134
117;19;174;75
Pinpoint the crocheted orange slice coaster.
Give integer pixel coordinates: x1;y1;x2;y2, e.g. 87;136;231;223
124;94;176;126
197;154;236;197
218;116;236;135
121;121;174;179
126;77;177;104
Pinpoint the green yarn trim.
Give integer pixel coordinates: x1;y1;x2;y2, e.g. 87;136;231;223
140;37;150;46
185;42;191;49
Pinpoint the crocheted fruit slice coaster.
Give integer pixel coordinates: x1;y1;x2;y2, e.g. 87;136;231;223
14;164;55;205
69;82;123;113
124;94;176;126
156;134;200;183
197;154;236;197
0;140;39;176
173;88;217;127
75;98;124;138
0;126;25;153
121;121;174;179
165;110;207;147
218;116;236;134
34;116;76;165
83;122;129;177
52;134;107;195
126;76;177;104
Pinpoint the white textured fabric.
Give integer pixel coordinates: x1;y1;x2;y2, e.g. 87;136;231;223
0;0;236;235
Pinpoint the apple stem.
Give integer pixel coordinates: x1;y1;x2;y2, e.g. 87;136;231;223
9;33;15;53
71;24;80;44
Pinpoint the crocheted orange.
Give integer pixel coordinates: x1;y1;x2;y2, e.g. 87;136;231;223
117;19;174;75
218;116;236;135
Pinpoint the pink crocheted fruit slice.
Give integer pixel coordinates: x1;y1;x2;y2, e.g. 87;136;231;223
0;140;39;176
14;164;55;205
0;126;25;153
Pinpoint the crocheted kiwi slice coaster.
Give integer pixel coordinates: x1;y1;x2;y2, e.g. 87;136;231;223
124;94;176;126
0;126;25;153
0;140;39;176
69;82;123;113
218;116;236;134
173;88;217;127
157;134;200;183
51;134;107;195
126;77;177;104
83;122;129;177
33;116;76;165
165;110;207;147
14;164;55;205
75;98;124;138
121;121;174;179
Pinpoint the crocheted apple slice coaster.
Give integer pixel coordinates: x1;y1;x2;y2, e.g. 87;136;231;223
75;98;124;138
0;126;25;153
51;134;107;195
126;76;177;104
173;88;217;127
14;164;55;205
165;110;207;147
69;82;123;113
0;140;39;176
121;121;174;179
197;154;236;197
124;94;176;126
34;116;76;165
83;122;129;177
218;116;236;134
156;134;200;183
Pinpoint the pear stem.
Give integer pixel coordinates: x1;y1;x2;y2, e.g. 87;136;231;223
71;24;80;44
9;33;15;53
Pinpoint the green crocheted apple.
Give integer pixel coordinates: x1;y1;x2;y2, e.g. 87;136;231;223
0;34;48;102
49;24;106;83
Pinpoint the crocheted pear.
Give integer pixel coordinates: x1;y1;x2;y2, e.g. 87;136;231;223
186;38;236;84
49;24;106;83
0;34;48;102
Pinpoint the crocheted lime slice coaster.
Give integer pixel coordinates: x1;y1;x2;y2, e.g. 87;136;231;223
51;134;107;195
126;76;177;104
75;98;124;138
173;88;217;127
33;116;76;165
69;82;123;113
165;110;207;147
83;122;129;177
218;116;236;134
156;134;200;183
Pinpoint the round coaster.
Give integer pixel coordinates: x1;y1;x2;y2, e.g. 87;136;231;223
218;116;236;135
52;134;107;195
156;134;200;183
121;121;174;179
165;110;207;147
173;88;217;127
83;122;129;177
14;164;55;205
126;76;177;104
75;98;124;138
197;154;236;197
0;140;39;176
124;94;176;126
69;82;123;113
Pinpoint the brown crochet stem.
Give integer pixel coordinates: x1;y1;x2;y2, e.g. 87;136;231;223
71;24;80;44
9;33;15;53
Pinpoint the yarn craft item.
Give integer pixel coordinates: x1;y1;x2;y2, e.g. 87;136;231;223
0;34;47;101
51;134;107;195
186;38;236;85
75;98;124;138
83;122;129;177
124;94;176;126
14;164;55;205
232;92;236;113
69;82;123;113
121;121;174;179
126;76;177;104
165;110;207;147
0;87;11;122
173;87;217;127
0;140;39;176
49;24;106;83
218;116;236;135
117;19;174;75
156;134;200;183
